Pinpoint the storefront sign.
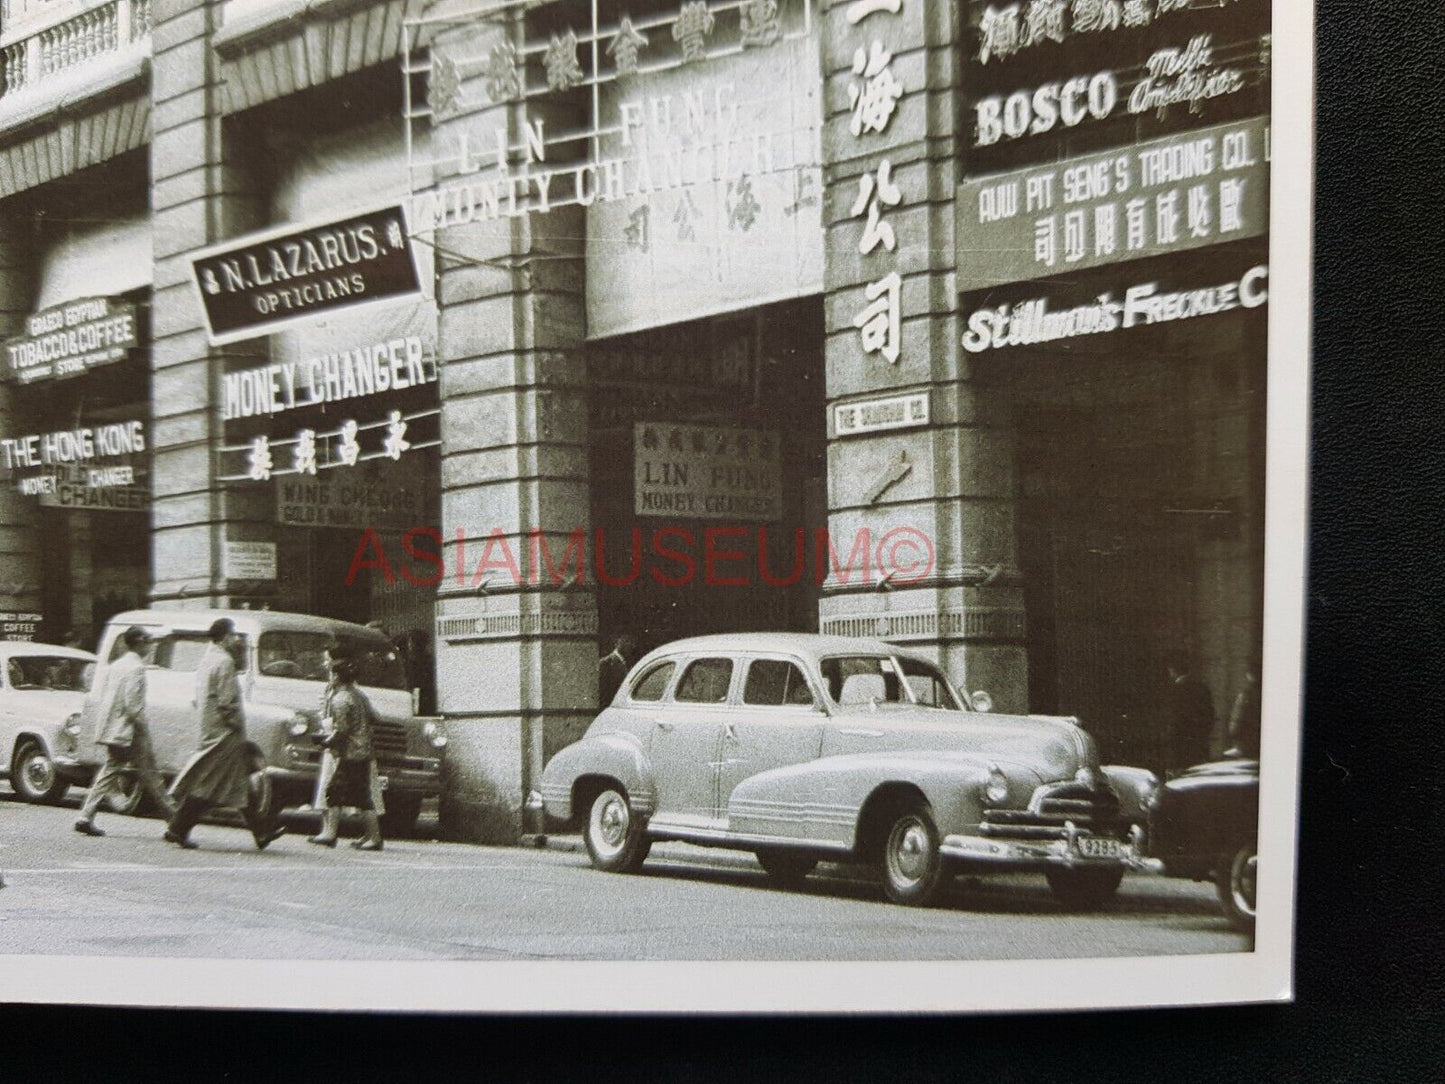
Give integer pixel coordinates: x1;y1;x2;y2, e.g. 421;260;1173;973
834;392;930;437
222;336;436;420
584;30;824;337
190;206;422;345
634;423;782;522
3;297;138;385
958;117;1268;290
2;421;146;473
35;462;150;512
224;541;278;580
961;263;1268;352
0;612;42;641
276;474;428;532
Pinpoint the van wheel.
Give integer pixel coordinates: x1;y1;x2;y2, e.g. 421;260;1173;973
12;740;68;804
584;787;650;873
880;801;943;906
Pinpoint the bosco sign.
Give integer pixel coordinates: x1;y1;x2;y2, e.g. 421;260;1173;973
190;205;422;345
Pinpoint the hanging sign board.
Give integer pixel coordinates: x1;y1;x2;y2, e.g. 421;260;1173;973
634;422;783;522
189;205;422;345
3;297;138;384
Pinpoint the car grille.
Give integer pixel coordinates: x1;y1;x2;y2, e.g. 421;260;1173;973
371;719;408;762
980;782;1123;841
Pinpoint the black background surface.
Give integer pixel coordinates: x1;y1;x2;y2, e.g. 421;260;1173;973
3;0;1441;1078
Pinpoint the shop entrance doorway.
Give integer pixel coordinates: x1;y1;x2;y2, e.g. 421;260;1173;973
589;299;827;659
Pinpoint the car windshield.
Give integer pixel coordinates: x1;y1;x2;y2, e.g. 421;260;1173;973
257;631;408;690
6;655;91;692
820;655;963;711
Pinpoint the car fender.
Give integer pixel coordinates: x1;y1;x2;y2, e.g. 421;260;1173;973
539;729;655;822
727;751;1035;848
7;725;58;767
1102;764;1161;826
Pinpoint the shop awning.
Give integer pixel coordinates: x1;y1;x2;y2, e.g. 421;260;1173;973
34;213;152;311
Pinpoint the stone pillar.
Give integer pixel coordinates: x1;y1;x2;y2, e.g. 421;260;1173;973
0;209;41;624
149;0;269;611
819;1;1028;709
428;15;595;843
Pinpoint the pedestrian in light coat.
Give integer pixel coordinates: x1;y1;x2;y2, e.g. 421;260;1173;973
164;618;285;851
74;626;176;837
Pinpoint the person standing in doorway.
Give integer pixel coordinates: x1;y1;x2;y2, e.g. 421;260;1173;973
165;618;285;851
597;634;636;708
311;646;383;851
74;626;175;837
1164;650;1215;774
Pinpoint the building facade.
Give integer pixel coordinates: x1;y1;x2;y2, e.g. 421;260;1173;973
0;0;1269;840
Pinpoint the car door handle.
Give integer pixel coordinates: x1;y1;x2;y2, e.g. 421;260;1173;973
723;721;738;742
838;727;884;738
654;719;676;732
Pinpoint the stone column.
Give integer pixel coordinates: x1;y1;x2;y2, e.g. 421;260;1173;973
819;1;1028;709
149;0;270;611
0;209;41;625
428;14;595;843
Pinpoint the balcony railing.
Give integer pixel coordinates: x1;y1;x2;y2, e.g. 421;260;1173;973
1;0;150;99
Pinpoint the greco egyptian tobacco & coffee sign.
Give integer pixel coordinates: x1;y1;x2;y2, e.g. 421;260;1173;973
3;297;138;384
189;206;422;344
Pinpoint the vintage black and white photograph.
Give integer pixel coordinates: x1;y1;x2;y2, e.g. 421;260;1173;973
0;0;1310;1013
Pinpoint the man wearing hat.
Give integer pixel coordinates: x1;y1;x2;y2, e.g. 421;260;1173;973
74;625;175;837
164;617;285;850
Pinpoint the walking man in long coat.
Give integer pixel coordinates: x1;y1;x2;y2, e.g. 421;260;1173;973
74;626;176;837
164;618;285;851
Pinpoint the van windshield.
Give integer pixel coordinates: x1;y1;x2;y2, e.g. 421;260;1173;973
257;631;408;690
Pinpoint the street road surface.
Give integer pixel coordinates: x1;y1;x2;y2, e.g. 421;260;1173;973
0;791;1247;962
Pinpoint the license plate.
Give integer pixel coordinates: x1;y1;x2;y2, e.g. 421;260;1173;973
1078;837;1122;858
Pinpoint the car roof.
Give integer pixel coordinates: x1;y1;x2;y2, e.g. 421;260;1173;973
0;641;97;662
105;609;391;644
636;632;934;666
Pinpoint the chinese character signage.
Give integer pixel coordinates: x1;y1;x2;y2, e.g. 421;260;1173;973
190;206;422;345
585;29;824;338
3;297;138;384
958;116;1268;290
634;423;783;522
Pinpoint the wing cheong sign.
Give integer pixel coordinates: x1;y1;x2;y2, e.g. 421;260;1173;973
189;206;423;345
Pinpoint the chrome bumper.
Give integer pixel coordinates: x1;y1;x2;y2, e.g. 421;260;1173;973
941;823;1165;873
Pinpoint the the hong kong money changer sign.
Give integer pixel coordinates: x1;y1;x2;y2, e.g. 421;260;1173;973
634;423;782;522
190;206;423;345
957;116;1269;292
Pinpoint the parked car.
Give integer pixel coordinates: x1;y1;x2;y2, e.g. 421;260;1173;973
1146;756;1260;932
75;610;446;832
533;633;1163;908
0;641;97;804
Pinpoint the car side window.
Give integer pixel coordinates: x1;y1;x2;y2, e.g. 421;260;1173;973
629;661;675;702
674;658;734;704
743;659;814;707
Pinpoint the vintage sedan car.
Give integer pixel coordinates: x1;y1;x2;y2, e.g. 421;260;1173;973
75;610;446;832
534;634;1162;908
0;641;96;804
1147;756;1259;931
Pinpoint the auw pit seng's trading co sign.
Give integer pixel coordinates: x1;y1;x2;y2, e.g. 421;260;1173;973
3;297;138;384
189;206;423;345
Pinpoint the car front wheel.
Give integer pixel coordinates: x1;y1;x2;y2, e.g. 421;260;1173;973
12;740;69;804
1045;866;1125;909
1215;845;1257;933
881;802;944;906
584;786;650;873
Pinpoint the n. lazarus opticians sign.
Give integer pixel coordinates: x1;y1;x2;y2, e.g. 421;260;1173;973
3;297;138;384
189;206;423;345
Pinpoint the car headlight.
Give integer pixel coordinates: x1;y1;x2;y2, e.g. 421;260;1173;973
423;720;447;749
984;763;1009;804
1075;766;1100;791
1136;774;1160;807
286;714;311;738
62;714;82;737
